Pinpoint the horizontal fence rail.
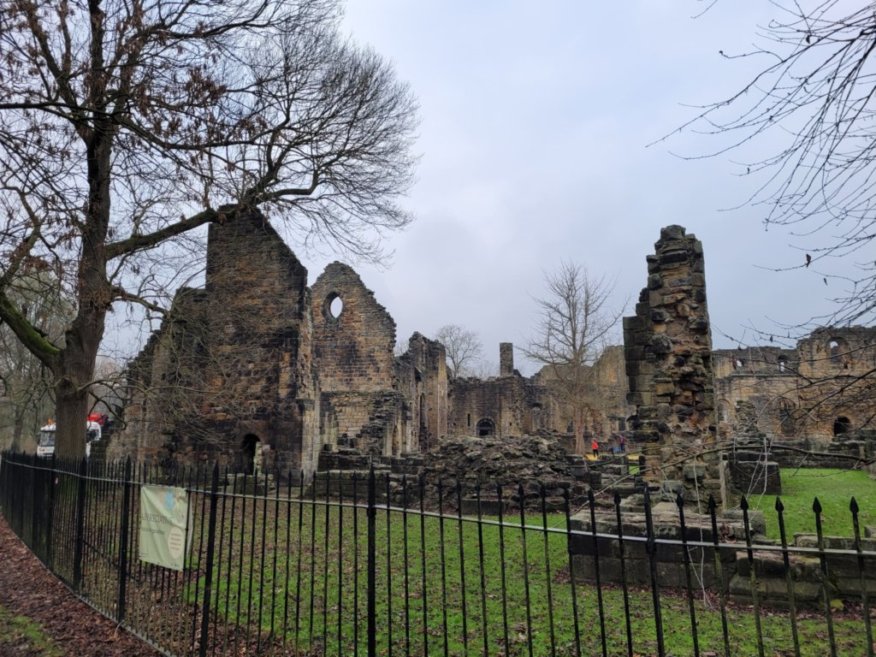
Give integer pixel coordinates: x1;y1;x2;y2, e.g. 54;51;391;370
1;450;874;657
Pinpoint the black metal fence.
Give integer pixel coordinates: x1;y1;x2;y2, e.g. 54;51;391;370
0;450;874;657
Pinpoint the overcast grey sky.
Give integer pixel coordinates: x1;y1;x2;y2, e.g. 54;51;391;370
287;0;864;376
99;2;864;374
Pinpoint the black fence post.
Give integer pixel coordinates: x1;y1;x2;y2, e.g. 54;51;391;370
30;453;39;551
199;464;221;657
72;457;88;591
367;466;377;657
46;457;56;570
117;458;133;623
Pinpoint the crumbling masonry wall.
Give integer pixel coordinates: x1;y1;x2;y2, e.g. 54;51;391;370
111;213;451;474
202;214;315;473
111;287;209;462
448;345;554;439
712;326;876;442
795;327;876;439
110;213;317;475
395;333;449;453
311;262;401;456
623;225;721;499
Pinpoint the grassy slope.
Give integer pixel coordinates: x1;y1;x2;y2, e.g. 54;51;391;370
186;486;873;657
746;468;876;539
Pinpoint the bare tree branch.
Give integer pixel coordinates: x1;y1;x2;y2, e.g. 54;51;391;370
435;325;483;378
671;1;876;327
0;0;419;457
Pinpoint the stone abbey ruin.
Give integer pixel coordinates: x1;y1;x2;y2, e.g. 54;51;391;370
109;215;876;504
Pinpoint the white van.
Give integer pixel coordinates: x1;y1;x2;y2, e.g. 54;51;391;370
36;421;102;458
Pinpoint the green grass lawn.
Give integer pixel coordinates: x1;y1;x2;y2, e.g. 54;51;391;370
184;489;873;657
746;467;876;540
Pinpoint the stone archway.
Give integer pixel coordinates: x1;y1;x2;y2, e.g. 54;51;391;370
476;418;495;437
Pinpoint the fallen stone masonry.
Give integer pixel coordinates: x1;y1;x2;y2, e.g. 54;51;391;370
731;429;876;472
313;433;595;511
420;433;592;512
570;503;876;608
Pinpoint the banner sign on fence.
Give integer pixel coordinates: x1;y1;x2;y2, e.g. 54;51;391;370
139;485;190;571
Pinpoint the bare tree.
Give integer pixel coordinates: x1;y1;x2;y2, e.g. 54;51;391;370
0;0;418;458
0;260;73;451
523;263;622;454
436;324;483;378
676;1;876;327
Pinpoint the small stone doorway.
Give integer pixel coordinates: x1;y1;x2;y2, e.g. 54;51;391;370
241;434;261;474
833;416;851;437
476;418;495;437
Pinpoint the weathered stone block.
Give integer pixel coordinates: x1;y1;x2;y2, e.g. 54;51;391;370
683;463;707;481
723;508;767;536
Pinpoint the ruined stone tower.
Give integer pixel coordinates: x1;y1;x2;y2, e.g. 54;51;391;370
499;342;514;376
623;225;721;501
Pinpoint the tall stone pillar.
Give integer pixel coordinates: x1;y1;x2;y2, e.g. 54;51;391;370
623;226;721;502
499;342;514;376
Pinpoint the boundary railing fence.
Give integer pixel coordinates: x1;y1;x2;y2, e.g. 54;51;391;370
0;450;874;657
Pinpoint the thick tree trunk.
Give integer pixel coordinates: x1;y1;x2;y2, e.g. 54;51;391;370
54;318;104;460
574;406;585;455
52;111;113;459
10;407;25;451
55;379;89;460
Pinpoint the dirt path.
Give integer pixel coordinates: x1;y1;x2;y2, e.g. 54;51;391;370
0;514;161;657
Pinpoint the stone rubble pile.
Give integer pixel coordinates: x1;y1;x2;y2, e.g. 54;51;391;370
420;433;591;511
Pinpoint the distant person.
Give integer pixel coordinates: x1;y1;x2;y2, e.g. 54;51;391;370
619;433;626;453
591;438;599;459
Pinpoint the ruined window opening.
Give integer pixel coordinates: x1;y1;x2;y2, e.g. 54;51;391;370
778;400;796;436
476;418;495;437
418;393;427;450
777;356;787;373
734;358;744;370
828;338;848;365
467;414;471;427
833;416;851;436
323;292;344;321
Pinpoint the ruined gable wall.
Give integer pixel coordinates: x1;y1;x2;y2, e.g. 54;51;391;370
311;262;398;453
199;212;312;472
311;262;396;392
623;225;719;496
